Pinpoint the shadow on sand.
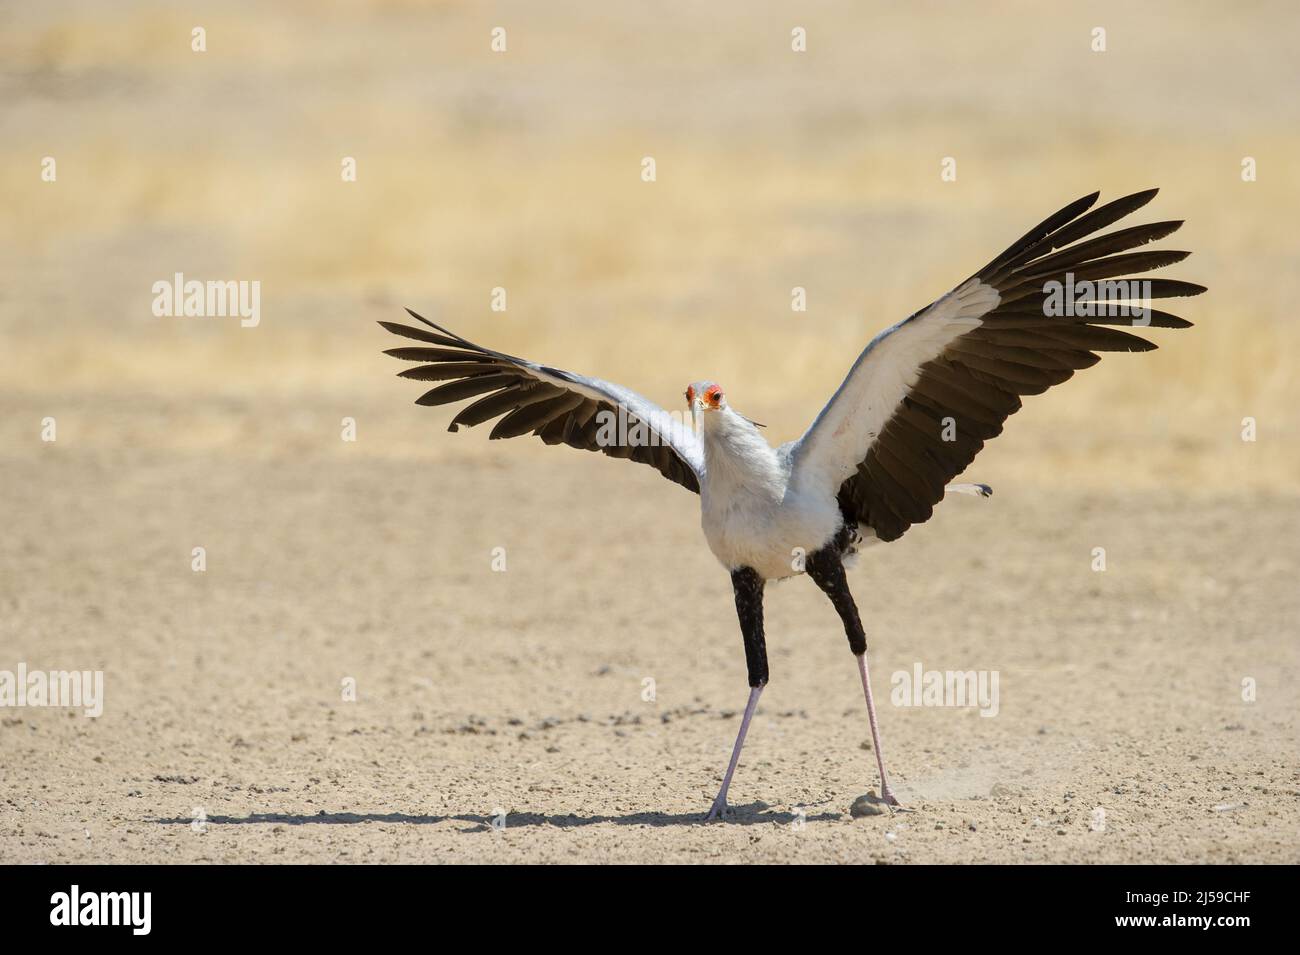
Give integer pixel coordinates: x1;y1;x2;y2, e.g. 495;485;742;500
152;804;844;830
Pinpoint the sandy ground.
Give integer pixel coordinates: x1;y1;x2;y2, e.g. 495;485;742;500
1;395;1297;864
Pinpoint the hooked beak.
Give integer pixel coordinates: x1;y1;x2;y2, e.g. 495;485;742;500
690;397;703;435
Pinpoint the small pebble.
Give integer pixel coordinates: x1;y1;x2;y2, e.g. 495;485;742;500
850;792;889;817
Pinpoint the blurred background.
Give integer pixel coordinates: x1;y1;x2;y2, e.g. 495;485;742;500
2;0;1296;487
2;1;1298;863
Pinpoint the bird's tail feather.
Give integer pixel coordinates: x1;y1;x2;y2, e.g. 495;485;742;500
945;483;993;498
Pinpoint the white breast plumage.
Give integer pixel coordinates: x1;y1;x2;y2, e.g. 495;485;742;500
698;406;842;579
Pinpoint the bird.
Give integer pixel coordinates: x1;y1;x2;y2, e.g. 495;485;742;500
380;189;1204;820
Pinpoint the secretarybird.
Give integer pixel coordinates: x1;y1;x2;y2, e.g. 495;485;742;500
381;189;1203;819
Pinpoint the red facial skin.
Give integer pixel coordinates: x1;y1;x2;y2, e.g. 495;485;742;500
685;384;724;408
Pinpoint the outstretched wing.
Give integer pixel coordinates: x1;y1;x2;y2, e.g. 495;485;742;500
785;189;1205;542
381;310;703;493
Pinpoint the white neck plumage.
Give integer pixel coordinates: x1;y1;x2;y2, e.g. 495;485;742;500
698;406;782;501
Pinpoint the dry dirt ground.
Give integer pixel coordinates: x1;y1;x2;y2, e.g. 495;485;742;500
1;396;1296;864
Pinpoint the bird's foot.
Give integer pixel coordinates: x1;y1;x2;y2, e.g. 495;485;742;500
704;795;733;822
881;787;911;813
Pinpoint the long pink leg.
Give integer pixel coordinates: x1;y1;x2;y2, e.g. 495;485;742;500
857;653;901;807
705;685;763;820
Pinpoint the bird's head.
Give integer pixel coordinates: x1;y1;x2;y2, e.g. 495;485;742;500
686;381;766;435
686;381;726;432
